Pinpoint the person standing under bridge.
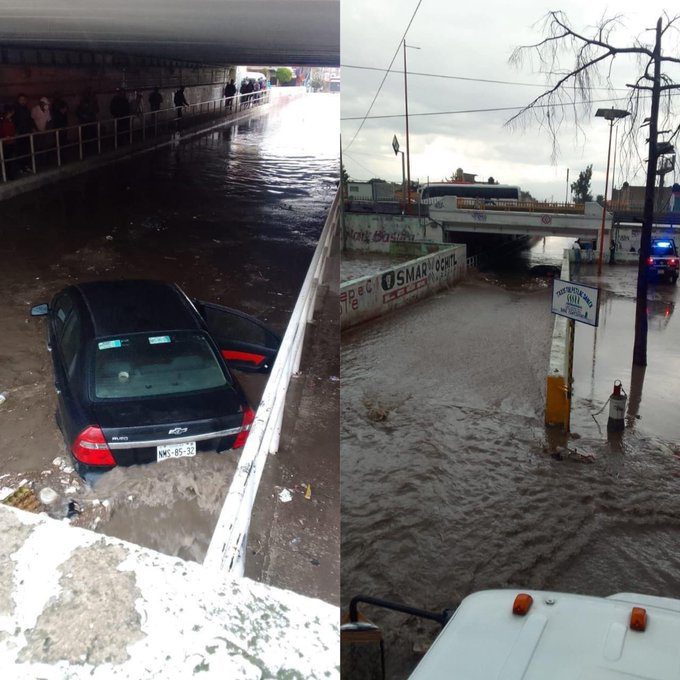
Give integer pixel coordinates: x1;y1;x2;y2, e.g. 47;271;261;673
224;80;237;112
174;87;189;119
0;104;18;180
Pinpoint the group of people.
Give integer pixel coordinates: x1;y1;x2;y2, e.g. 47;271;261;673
1;79;266;181
227;78;268;110
0;91;90;179
109;87;190;126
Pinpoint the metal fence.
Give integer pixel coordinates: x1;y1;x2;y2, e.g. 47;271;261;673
0;90;270;183
203;187;340;576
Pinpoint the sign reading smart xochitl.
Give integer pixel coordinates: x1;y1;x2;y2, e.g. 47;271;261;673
551;279;600;327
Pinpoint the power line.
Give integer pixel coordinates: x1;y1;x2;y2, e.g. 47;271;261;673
341;94;661;121
343;152;383;178
341;63;633;91
342;0;423;153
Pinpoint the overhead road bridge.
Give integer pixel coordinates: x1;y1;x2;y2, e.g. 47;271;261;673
0;0;339;66
429;196;612;242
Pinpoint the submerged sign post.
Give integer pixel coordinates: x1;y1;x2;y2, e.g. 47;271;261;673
550;279;600;432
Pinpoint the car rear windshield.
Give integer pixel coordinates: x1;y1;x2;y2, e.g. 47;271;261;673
652;242;676;256
93;332;228;399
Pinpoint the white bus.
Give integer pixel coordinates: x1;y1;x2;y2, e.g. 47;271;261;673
420;182;521;204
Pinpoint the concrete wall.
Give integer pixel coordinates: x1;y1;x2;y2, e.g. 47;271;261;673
340;245;466;329
545;255;572;428
343;213;444;252
612;224;680;262
0;55;239;129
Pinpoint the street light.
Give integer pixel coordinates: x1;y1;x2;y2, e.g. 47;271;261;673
595;107;630;275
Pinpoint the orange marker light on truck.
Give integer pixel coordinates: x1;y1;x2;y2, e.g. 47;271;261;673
630;607;647;631
512;593;533;616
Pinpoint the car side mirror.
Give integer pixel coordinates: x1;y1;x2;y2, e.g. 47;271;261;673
30;303;49;316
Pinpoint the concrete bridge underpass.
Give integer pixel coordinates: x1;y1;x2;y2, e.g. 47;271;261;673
0;0;339;65
429;198;613;244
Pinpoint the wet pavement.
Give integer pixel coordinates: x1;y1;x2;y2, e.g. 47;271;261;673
341;237;680;678
0;93;339;562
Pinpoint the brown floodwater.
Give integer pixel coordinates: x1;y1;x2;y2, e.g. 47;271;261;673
341;237;680;678
0;93;339;561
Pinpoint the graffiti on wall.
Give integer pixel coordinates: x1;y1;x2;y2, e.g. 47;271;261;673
340;278;373;315
340;247;464;328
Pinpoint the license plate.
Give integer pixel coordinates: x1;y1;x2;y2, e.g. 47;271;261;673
157;441;196;461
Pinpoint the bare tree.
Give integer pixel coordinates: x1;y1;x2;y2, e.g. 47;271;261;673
508;11;680;367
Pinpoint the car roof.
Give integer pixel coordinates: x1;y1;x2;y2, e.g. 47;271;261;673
74;280;201;338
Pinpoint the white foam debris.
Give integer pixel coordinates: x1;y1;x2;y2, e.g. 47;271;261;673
39;488;59;505
278;489;293;503
52;457;64;467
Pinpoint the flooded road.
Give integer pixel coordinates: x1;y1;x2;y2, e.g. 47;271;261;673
0;93;339;561
341;237;680;678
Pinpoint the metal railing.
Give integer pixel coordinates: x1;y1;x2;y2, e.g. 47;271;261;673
203;187;340;576
453;198;586;214
0;90;270;183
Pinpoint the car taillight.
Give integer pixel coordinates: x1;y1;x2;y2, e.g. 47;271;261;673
72;426;116;466
647;256;654;265
233;407;255;449
670;258;678;267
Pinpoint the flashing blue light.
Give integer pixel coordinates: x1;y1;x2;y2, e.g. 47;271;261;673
655;241;671;247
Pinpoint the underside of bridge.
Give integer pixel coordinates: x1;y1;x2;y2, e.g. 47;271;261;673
0;0;339;66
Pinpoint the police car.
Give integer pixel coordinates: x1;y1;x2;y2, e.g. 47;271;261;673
647;239;679;284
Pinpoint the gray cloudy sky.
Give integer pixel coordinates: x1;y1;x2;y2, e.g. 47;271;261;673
341;0;680;201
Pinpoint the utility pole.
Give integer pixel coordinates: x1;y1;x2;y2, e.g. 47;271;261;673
632;17;662;367
565;168;569;204
403;40;412;207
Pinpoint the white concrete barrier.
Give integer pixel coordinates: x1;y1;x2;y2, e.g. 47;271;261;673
546;255;572;427
340;245;466;329
203;188;340;576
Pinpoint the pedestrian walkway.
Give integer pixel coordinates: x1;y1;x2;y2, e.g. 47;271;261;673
0;92;271;201
246;230;340;605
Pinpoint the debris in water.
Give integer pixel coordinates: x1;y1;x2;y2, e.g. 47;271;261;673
3;486;42;512
39;487;59;505
0;392;8;407
304;484;312;500
52;457;64;467
67;500;83;518
278;489;293;503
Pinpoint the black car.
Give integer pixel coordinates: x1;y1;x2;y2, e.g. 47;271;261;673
30;280;280;475
647;239;679;284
